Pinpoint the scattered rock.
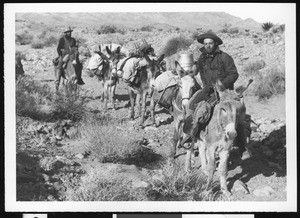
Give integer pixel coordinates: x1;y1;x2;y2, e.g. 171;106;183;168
66;126;78;138
232;180;250;194
253;186;275;197
75;153;85;160
144;126;158;131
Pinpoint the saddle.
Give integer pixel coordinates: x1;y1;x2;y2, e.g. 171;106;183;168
153;85;178;111
181;90;219;146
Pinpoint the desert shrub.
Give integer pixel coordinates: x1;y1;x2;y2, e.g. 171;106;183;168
97;25;118;34
262;22;274;32
65;171;147;201
15;50;26;61
220;23;232;33
279;24;285;32
15;31;34;45
145;160;213;201
161;35;193;57
16;75;53;118
270;24;285;34
140;25;153;32
31;31;57;48
31;40;44;49
255;66;285;100
229;27;239;34
243;60;266;77
81;121;158;165
76;36;88;47
52;91;88;122
192;31;200;40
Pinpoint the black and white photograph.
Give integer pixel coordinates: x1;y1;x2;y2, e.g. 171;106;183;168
4;2;296;213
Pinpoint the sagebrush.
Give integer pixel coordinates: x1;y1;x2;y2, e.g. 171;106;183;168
81;120;159;165
255;66;285;100
161;35;193;57
16;75;53;118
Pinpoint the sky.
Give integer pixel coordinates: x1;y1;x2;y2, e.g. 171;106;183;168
5;3;295;24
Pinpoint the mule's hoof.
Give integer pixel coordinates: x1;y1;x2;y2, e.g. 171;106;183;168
222;190;232;201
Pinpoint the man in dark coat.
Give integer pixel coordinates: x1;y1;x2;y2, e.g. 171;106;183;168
55;26;84;85
182;32;250;160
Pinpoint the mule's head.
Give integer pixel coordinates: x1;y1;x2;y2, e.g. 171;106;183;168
144;54;165;88
175;61;199;108
106;46;122;77
215;79;253;141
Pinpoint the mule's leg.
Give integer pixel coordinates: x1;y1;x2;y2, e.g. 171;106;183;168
205;145;216;189
198;140;208;175
140;91;147;127
149;89;156;126
54;68;61;93
128;88;135;119
185;147;193;172
172;120;181;158
110;83;116;110
103;81;109;111
135;93;141;118
236;124;251;160
149;96;156;126
99;80;104;101
218;149;231;199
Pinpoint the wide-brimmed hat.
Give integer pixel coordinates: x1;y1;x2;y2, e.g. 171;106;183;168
197;33;223;45
63;26;73;33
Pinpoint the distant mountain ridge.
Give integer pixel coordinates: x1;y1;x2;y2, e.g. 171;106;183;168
16;12;262;31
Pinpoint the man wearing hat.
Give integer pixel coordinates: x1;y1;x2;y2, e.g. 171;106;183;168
182;32;250;160
55;26;85;85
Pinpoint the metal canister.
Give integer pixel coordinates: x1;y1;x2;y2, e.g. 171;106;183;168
178;53;194;71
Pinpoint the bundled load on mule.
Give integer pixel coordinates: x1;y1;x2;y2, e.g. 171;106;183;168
117;39;159;86
152;53;201;112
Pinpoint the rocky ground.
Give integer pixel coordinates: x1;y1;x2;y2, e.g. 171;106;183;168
14;28;287;203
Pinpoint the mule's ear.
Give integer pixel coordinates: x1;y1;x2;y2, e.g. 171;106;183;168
175;61;184;78
144;54;151;63
235;79;253;96
106;46;112;55
116;46;121;54
216;79;226;92
190;62;198;76
156;54;165;64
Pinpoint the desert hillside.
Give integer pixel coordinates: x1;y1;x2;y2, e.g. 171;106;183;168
14;12;286;204
15;12;262;31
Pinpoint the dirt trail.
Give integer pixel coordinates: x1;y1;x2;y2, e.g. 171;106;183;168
16;68;287;201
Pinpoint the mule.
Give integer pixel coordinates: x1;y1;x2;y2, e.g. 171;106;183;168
124;54;165;127
54;47;83;95
100;45;123;110
153;61;201;157
184;79;253;199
